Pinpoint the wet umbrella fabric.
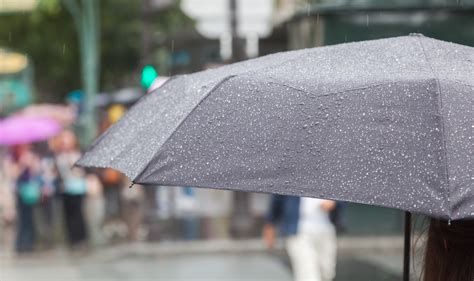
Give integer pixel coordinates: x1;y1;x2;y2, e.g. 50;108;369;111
79;35;472;280
79;34;472;221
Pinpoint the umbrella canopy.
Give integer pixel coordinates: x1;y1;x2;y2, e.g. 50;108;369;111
0;115;61;145
78;34;473;221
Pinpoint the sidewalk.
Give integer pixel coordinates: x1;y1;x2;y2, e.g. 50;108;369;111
0;236;404;281
91;235;404;258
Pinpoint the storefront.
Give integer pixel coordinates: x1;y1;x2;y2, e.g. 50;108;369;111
0;49;35;115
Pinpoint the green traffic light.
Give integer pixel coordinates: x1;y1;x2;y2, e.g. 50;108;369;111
141;65;158;90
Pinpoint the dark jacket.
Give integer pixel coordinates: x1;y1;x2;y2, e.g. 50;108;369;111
266;195;300;236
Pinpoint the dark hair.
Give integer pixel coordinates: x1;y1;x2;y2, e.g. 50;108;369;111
423;218;474;281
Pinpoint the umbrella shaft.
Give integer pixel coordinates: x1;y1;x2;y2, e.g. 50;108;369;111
403;211;411;281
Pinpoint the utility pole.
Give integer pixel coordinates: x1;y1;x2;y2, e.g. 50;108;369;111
141;0;153;67
63;0;100;147
229;0;245;62
229;0;253;238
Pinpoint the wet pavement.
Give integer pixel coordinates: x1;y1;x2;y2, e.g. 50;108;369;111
1;238;404;281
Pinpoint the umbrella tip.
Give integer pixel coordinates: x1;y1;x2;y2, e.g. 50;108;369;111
129;181;135;189
409;33;425;37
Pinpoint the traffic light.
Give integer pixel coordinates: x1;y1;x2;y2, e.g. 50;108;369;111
140;65;158;90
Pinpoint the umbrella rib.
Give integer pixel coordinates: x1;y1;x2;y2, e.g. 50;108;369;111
266;76;427;99
134;75;237;182
416;36;452;218
133;52;326;182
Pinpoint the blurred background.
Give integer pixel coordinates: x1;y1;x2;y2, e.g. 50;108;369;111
0;0;473;280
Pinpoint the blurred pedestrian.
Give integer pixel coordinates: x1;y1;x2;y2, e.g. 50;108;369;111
329;202;347;234
176;186;200;240
121;179;144;241
97;105;128;241
37;140;60;249
263;195;337;281
84;172;105;247
422;218;474;281
100;168;123;220
98;108;126;222
11;144;41;253
0;148;17;254
55;130;88;249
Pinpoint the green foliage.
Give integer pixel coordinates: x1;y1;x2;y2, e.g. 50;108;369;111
99;0;140;91
0;1;80;102
0;0;193;102
37;0;61;15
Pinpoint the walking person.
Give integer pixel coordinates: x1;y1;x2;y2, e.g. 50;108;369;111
55;130;88;249
37;140;60;249
11;144;42;253
176;186;200;240
263;195;337;281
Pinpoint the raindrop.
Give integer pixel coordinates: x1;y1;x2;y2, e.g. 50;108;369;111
366;14;370;27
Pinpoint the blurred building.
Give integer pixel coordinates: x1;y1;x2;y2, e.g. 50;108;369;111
0;49;35;115
285;0;474;49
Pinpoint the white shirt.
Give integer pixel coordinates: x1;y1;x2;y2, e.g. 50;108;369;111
298;197;335;235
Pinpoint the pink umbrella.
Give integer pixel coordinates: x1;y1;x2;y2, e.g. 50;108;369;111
18;104;76;126
0;116;62;146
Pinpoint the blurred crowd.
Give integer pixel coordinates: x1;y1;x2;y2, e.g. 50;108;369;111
0;102;243;254
0;128;144;253
0;98;345;281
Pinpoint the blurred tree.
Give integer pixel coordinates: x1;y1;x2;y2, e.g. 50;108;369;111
62;0;101;146
0;0;192;102
0;0;80;102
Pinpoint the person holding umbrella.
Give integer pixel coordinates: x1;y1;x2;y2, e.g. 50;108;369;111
0;114;64;253
423;219;474;280
55;130;89;249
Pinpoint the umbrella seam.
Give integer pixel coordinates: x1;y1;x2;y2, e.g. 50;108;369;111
134;51;319;181
440;78;474;89
134;75;237;181
265;76;434;98
77;76;184;177
416;36;452;219
83;76;182;153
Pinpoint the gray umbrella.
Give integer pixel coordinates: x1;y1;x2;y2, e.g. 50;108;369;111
79;34;473;280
